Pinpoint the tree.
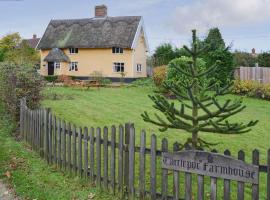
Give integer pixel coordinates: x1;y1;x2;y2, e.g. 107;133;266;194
258;52;270;67
233;51;257;67
142;30;258;150
152;43;176;66
203;28;234;86
204;28;225;51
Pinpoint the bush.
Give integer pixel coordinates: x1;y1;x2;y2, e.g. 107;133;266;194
131;78;154;87
233;80;270;100
44;75;58;82
167;56;206;85
153;66;167;88
0;62;44;121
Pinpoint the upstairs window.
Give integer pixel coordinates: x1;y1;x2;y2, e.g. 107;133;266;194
69;48;78;54
54;62;61;69
113;62;124;72
69;62;78;71
112;47;123;54
136;64;142;72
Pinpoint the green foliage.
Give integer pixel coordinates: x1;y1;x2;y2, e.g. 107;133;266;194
233;51;257;67
44;75;58;82
202;28;234;86
167;56;206;85
0;33;40;67
0;62;44;120
131;78;154;87
142;30;258;150
233;80;270;100
204;28;225;51
153;43;176;66
100;78;112;85
258;52;270;67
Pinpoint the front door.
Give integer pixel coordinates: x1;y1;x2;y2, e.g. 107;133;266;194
48;62;54;75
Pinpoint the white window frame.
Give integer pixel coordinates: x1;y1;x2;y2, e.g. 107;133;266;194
69;48;79;54
113;62;125;72
69;62;78;71
54;62;61;69
112;47;123;54
136;64;142;72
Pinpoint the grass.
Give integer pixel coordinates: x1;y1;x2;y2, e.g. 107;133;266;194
42;86;270;199
0;104;118;200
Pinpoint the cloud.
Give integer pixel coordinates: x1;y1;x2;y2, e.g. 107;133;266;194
171;0;270;34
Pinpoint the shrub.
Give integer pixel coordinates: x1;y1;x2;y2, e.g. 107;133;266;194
131;78;154;87
44;75;58;82
153;66;167;88
101;78;111;85
56;75;74;86
0;62;44;121
233;80;270;100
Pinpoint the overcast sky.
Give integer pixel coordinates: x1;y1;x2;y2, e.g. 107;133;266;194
0;0;270;53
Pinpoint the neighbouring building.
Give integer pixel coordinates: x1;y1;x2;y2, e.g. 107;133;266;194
37;5;149;81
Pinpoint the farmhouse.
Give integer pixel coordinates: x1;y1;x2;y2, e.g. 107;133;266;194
37;5;149;81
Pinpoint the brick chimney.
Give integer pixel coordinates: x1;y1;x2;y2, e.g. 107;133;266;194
252;48;256;54
95;5;107;18
33;34;37;39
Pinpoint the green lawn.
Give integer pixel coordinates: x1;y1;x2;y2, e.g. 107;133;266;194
0;104;117;200
42;86;270;199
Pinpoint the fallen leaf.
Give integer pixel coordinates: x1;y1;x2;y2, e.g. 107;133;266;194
4;171;11;178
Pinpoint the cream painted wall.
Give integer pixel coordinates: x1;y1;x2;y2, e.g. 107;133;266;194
132;31;148;77
40;33;147;78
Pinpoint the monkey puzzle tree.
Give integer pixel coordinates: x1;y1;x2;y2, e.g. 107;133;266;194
142;30;258;150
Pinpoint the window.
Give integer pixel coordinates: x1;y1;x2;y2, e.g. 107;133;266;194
136;64;142;72
69;48;79;54
54;62;61;69
112;47;123;54
69;62;78;71
113;62;124;72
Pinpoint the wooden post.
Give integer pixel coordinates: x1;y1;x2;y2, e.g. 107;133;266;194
73;125;77;174
128;125;135;199
252;149;259;200
237;150;245;200
161;138;168;200
96;127;101;187
103;127;108;189
124;123;131;196
57;118;62;168
139;130;146;199
223;150;231;200
110;126;116;194
118;125;124;196
53;116;57;164
89;127;94;183
267;149;270;200
150;134;157;200
78;127;82;177
44;108;50;164
84;127;89;178
62;121;67;170
173;143;180;200
67;123;72;171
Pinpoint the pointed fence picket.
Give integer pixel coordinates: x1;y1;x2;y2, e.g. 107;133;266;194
19;98;270;200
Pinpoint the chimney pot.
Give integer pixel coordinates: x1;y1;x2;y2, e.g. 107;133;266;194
33;34;37;39
252;48;256;54
95;5;107;18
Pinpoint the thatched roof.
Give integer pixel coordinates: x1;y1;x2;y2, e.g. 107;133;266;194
43;48;70;62
37;16;142;50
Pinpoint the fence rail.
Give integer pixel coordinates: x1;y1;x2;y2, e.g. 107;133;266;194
235;66;270;84
20;98;270;200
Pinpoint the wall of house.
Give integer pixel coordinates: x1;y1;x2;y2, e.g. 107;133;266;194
132;31;148;77
39;35;147;78
40;48;134;77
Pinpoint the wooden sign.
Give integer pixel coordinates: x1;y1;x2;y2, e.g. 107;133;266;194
162;150;259;184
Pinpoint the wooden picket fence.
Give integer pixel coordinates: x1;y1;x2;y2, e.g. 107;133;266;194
235;66;270;84
19;98;270;200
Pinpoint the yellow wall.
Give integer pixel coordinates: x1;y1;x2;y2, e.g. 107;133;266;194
40;33;147;78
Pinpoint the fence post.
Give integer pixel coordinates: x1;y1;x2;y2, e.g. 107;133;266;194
267;149;270;200
44;108;50;163
19;98;26;137
124;123;131;196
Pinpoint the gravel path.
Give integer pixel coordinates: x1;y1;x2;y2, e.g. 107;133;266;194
0;180;19;200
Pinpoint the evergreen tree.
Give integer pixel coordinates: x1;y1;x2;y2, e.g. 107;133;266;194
204;28;225;51
142;30;258;150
